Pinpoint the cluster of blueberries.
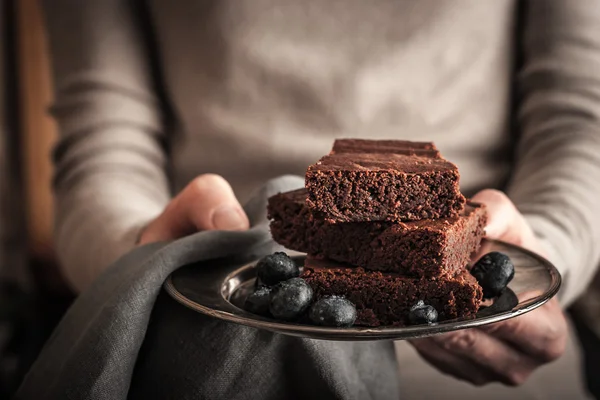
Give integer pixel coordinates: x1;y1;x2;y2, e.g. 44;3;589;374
411;251;516;325
244;250;515;328
244;252;357;327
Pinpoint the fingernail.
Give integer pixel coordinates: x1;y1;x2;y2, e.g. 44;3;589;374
212;205;248;231
484;223;494;237
484;221;500;238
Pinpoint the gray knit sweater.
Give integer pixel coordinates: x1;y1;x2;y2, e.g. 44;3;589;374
42;0;600;322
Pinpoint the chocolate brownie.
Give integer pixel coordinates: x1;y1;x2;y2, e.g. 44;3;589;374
268;189;486;277
331;139;441;158
301;258;482;327
305;152;466;222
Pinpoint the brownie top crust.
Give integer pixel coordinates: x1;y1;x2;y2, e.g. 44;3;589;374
308;153;458;174
331;139;440;158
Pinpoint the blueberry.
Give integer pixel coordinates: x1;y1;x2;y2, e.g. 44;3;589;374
244;286;272;316
470;252;515;299
269;278;313;321
309;296;357;327
408;300;438;325
254;276;267;289
256;252;300;286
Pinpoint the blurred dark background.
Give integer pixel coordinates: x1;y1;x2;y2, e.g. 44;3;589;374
0;0;597;398
0;0;74;396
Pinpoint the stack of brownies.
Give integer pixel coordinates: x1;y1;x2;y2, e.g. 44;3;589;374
267;139;486;326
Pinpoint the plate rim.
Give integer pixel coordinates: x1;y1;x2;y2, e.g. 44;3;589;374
163;240;561;341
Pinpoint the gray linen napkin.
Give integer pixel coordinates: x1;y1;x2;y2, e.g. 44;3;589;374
14;176;399;400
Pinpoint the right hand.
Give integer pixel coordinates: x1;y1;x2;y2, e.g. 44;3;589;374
409;189;566;386
138;174;250;245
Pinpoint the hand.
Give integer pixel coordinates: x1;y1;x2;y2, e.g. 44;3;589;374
138;174;250;245
409;189;567;386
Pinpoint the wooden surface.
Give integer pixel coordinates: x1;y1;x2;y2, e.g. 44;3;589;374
16;0;57;261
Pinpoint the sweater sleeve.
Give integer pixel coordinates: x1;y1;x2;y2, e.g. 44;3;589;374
42;0;171;293
507;0;600;306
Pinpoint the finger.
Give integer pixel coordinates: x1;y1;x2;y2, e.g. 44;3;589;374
180;174;249;232
140;174;249;243
480;298;567;363
411;339;498;386
471;189;519;240
423;329;539;386
471;189;542;254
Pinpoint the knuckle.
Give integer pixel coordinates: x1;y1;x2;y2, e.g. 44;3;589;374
504;371;530;387
537;322;567;363
442;330;478;352
540;341;565;363
481;320;505;335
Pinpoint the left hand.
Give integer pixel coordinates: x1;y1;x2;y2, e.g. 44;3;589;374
409;189;567;386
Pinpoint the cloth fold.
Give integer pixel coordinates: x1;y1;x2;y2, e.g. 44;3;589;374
15;176;399;400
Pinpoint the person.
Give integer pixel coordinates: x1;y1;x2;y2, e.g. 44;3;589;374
41;0;600;398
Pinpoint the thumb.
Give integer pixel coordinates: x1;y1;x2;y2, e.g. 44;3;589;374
471;189;517;240
471;189;541;254
139;174;249;244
